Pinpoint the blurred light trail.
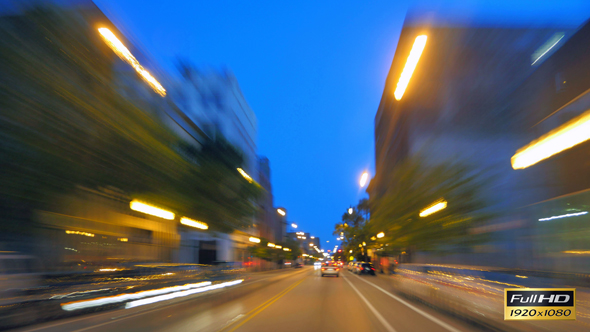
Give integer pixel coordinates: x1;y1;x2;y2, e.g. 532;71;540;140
531;33;565;66
512;109;590;169
376;232;385;238
98;28;166;96
291;223;298;228
65;230;94;237
563;250;590;254
394;35;427;100
180;217;208;230
118;238;128;242
538;211;587;221
62;281;211;311
277;208;286;216
249;237;260;243
267;243;276;247
125;280;243;309
283;248;290;251
275;245;282;249
237;168;253;183
359;171;369;188
130;200;174;220
419;199;447;217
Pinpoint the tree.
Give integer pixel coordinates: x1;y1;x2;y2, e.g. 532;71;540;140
0;5;261;236
369;153;491;256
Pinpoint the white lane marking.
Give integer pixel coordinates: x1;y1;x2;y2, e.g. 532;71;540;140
343;276;397;332
349;273;463;332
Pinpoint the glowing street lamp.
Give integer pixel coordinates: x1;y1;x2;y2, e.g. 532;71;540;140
249;237;261;243
376;232;385;238
267;243;276;248
348;207;353;215
291;223;298;229
237;168;253;183
130;200;174;220
359;171;369;188
394;35;427;100
98;28;166;97
277;208;286;216
419;199;448;217
511;109;590;169
180;217;208;230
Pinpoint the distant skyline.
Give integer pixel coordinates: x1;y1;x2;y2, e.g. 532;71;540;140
93;0;590;246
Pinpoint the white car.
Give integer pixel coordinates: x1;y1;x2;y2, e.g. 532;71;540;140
320;262;340;277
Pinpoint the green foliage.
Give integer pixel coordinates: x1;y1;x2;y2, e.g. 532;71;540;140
0;5;260;233
369;153;491;253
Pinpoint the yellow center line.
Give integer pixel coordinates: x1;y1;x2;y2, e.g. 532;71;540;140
219;277;306;332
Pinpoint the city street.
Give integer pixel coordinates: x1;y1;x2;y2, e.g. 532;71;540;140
17;267;483;332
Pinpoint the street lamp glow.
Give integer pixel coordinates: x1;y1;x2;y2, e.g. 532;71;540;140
419;199;448;217
98;28;166;97
249;237;261;243
310;236;315;239
267;243;276;248
130;200;174;220
283;248;290;251
376;232;385;238
277;208;286;216
349;250;353;253
237;168;253;183
348;208;353;215
309;243;313;247
359;171;369;188
394;35;427;101
362;242;366;246
275;245;282;249
180;217;208;230
291;223;298;229
511;109;590;169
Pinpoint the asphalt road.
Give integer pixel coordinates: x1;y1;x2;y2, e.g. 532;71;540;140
16;267;485;332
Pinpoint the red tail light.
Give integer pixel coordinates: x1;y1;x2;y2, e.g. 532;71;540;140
336;268;339;271
321;268;325;271
371;268;375;271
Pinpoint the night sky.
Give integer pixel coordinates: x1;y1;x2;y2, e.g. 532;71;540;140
93;0;590;247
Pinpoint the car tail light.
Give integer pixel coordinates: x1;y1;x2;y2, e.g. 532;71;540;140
335;268;339;271
321;268;325;271
371;268;375;271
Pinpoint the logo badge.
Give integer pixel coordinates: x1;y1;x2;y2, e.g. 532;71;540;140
505;288;576;320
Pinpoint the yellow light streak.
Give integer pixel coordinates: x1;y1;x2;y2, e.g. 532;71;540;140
249;237;260;243
512;109;590;169
394;35;427;101
66;230;94;237
118;238;128;242
277;208;286;216
130;200;174;220
237;168;253;183
376;232;384;238
97;28;166;96
267;243;276;247
419;199;447;217
283;248;290;251
275;245;282;249
180;217;208;230
563;250;590;254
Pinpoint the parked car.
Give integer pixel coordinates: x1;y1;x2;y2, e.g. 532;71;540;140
347;262;355;271
355;263;376;275
393;264;590;332
293;263;303;268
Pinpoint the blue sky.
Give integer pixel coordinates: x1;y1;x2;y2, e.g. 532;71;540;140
93;0;590;248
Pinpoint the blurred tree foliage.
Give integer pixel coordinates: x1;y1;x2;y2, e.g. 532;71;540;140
334;199;372;261
369;153;491;254
0;5;260;234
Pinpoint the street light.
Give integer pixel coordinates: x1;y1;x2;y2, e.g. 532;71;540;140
377;232;385;238
359;171;369;188
249;237;260;243
309;243;313;247
277;208;286;216
394;35;427;101
419;199;448;217
291;223;298;229
348;207;353;215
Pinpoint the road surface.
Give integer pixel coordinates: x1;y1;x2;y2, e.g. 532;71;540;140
16;267;484;332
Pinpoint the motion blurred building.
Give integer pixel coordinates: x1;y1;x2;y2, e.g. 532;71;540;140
370;11;586;270
257;156;283;244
